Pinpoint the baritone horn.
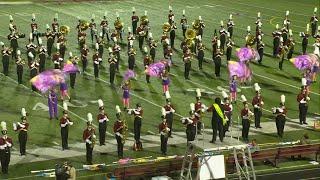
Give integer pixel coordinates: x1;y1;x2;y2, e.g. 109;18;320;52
185;29;196;40
162;22;171;33
79;20;90;31
59;25;70;35
140;15;149;26
192;19;201;31
114;20;123;30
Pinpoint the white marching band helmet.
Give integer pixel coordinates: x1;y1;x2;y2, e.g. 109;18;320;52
69;51;73;58
182;9;185;15
95;43;99;51
196;88;201;98
276;24;279;30
9;15;13;21
116;105;122;119
29;33;33;41
17;50;21;56
199;16;202;21
222;90;228;99
0;42;4;46
169;5;172;11
32;13;36;20
161;107;166;117
46;24;50;29
21;108;27;117
280;94;286;104
289;29;293;37
314;7;318;14
301;77;307;86
306;23;310;33
132;7;136;12
98;99;104;109
28;52;34;59
254;83;261;92
38;37;43;45
229;14;233;20
1;121;7;134
87;113;93;125
56;43;60;50
104;11;108;17
257;12;261;18
241;95;247;103
108;47;113;53
165;91;171;100
217;39;221;49
285;10;289;16
190;103;195;112
247;25;251;32
63;101;68;113
220;20;224;27
143;46;148;54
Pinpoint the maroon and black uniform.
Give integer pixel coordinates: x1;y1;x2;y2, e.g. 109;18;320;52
83;127;96;165
52;52;61;69
78;31;86;49
81;47;89;72
241;108;250;141
93;52;100;78
252;95;263;128
97;113;108;145
168;12;174;24
159;121;169;155
185;117;197;142
274;106;287;138
131;15;139;35
46;31;55;56
297;92;309;124
100;19;110;41
89;21;97;42
194;101;203;133
130;108;143;150
51;21;59;35
163;104;175;137
60;117;71;150
57;36;66;59
136;26;145;50
114;120;125;158
0;137;13;174
183;51;192;79
310;15;318;36
15;122;29;155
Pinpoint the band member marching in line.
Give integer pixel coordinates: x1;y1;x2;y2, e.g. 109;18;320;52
114;13;124;41
112;39;121;71
131;7;139;36
0;122;13;174
278;37;288;70
255;12;262;34
143;47;152;83
78;29;87;50
93;44;101;79
272;95;287;138
57;34;67;59
297;80;311;125
219;20;227;52
29;52;39;91
137;24;146;51
52;13;59;40
180;10;188;38
48;88;58;120
128;103;143;151
226;32;234;61
122;80;131;109
183;48;192;80
272;24;282;57
26;33;37;66
162;91;175;138
194;88;207;135
283;10;291;30
108;49;117;85
81;44;89;72
286;30;295;60
241;95;254;142
310;8;318;37
67;52;78;89
128;47;136;70
207;97;227;143
300;24;310;55
30;13;40;45
127;27;135;51
60;102;73;150
197;37;205;70
38;38;47;73
181;106;197;144
168;5;174;25
227;14;235;39
9;15;16;33
114;105;126;159
211;30;218;60
1;42;12;76
229;75;237;104
197;16;205;38
222;91;232;133
252;83;264;128
89;14;97;44
16;50;25;84
257;35;265;64
52;43;62;69
100;12;110;41
149;36;157;61
13;108;29;156
46;24;55;57
169;21;177;49
97;99;109;146
7;30;19;59
214;40;223;78
159;115;170;155
83;113;96;165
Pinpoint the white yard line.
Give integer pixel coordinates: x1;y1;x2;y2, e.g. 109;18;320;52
0;1;32;5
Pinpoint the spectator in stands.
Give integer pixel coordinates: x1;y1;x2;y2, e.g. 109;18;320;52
248;139;260;153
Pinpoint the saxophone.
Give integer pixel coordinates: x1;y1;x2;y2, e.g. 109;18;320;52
121;118;128;144
90;130;96;148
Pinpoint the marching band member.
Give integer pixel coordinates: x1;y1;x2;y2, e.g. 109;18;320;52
310;7;318;37
163;91;175;137
52;13;59;39
214;40;223;77
30;13;40;45
281;24;289;43
26;33;37;65
97;99;109;146
81;44;89;72
149;36;157;61
100;12;110;41
45;24;54;57
57;34;67;59
227;14;235;38
219;20;227;52
180;10;188;37
222;91;232;133
273;95;287;138
128;103;143;151
9;15;16;33
60;102;73;150
108;49;117;85
13;108;29;156
272;24;281;57
300;24;310;55
229;75;237;103
181;106;197;144
7;30;19;59
115;13;124;41
159;117;170;155
67;53;78;89
83;113;96;165
252;83;264;128
93;45;100;79
195;88;207;135
211;30;218;60
128;47;136;70
16;50;24;84
38;38;47;73
0;122;13;174
89;14;97;43
78;29;86;49
226;33;234;61
143;47;152;83
241;95;253;142
137;24;146;51
1;42;11;76
297;81;310;125
96;36;104;59
164;45;173;67
131;7;139;35
257;35;265;64
170;21;177;49
278;37;288;70
114;106;125;158
48;88;58;120
112;40;121;71
122;80;131;109
183;48;192;80
197;38;205;70
283;11;290;30
197;16;205;38
161;70;170;93
127;27;135;50
29;52;39;91
255;12;262;33
52;43;61;69
207;97;226;143
168;5;174;25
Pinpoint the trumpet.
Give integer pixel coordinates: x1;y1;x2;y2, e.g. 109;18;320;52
16;58;26;65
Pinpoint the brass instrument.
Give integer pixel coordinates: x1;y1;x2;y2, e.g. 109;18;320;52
245;34;255;46
59;25;70;35
192;19;201;31
162;22;171;33
121;118;128;144
185;39;194;48
79;20;90;31
16;58;26;65
114;20;123;30
185;29;196;40
140;15;149;26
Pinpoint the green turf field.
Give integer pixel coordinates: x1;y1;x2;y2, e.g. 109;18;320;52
0;0;319;179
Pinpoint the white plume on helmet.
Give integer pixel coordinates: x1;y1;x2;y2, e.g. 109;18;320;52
241;95;247;102
28;52;34;59
87;113;93;123
196;88;201;98
165;91;171;99
222;91;228;99
116;105;121;113
190;103;195;112
301;77;307;86
161;107;166;117
21;108;27;117
280;94;285;104
63;102;68;111
98;99;104;108
254;83;261;92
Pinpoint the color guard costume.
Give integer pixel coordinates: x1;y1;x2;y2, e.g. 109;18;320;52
97;100;109;146
48;89;58;120
229;75;237;103
13;108;29;156
122;81;130;109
